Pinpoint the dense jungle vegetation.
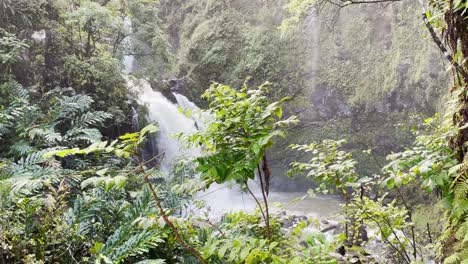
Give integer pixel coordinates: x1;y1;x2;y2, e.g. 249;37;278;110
1;0;468;263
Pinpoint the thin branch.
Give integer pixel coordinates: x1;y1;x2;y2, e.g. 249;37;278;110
245;182;267;229
257;165;271;240
324;0;401;8
204;211;226;238
343;0;401;5
196;185;229;199
356;203;412;264
421;12;468;78
396;188;418;260
123;53;157;56
382;216;412;262
371;217;412;264
140;153;207;264
426;223;433;244
145;173;208;264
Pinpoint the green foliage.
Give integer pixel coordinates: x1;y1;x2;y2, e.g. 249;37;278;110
0;28;29;68
0;122;197;263
379;109;468;262
63;1;123;36
163;0;307;105
382;114;457;193
184;82;298;185
199;211;336;264
289;139;358;196
127;0;172;77
1;0;133;131
348;194;416;263
0;0;47;30
0;189;89;263
0;81;111;158
279;0;315;31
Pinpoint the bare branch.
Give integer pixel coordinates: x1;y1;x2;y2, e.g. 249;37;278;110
324;0;402;8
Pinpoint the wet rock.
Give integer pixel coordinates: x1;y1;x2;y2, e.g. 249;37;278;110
299;241;309;248
329;252;345;260
349;256;361;264
320;224;338;233
336;245;346;256
280;214;309;229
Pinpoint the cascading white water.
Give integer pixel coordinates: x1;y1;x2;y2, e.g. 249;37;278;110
173;93;207;130
122;16;340;221
122;17;136;73
125;77;199;171
125;77;251;215
126;76;340;219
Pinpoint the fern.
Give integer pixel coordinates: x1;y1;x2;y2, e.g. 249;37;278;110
14;148;55;169
65;127;103;144
50;94;94;121
6;81;29;101
76;111;112;127
444;254;461;264
9;140;33;156
102;227;164;263
0;122;11;138
28;127;62;144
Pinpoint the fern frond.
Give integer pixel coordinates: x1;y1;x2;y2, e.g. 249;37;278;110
454;174;468;200
15;149;48;168
101;227;164;263
28;127;62;144
9;140;34;156
49;94;94;122
125;188;157;220
0;122;11;137
64;128;102;144
76;111;112;127
12;82;29;99
444;253;460;264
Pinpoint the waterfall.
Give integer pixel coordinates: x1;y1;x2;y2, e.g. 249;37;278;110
124;76;255;216
122;17;136;73
125;77;199;171
125;75;341;220
122;16;339;220
173;93;210;130
130;106;139;132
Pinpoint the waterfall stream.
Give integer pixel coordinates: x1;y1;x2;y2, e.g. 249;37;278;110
121;17;339;220
124;75;340;219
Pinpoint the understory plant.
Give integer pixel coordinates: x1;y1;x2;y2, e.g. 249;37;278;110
0;119;196;263
288;138;433;263
182;82;298;240
195;210;338;264
289;139;360;244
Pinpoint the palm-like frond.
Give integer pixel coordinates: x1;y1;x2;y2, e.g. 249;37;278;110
65;128;103;144
9;140;33;156
76;111;112;127
49;94;94;121
100;226;164;263
7;81;29;101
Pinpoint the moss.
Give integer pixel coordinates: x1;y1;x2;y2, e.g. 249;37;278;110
315;2;447;108
412;203;444;239
146;0;449;190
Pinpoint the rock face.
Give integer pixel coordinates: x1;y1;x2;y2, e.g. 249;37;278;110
269;1;448;191
133;1;448;191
